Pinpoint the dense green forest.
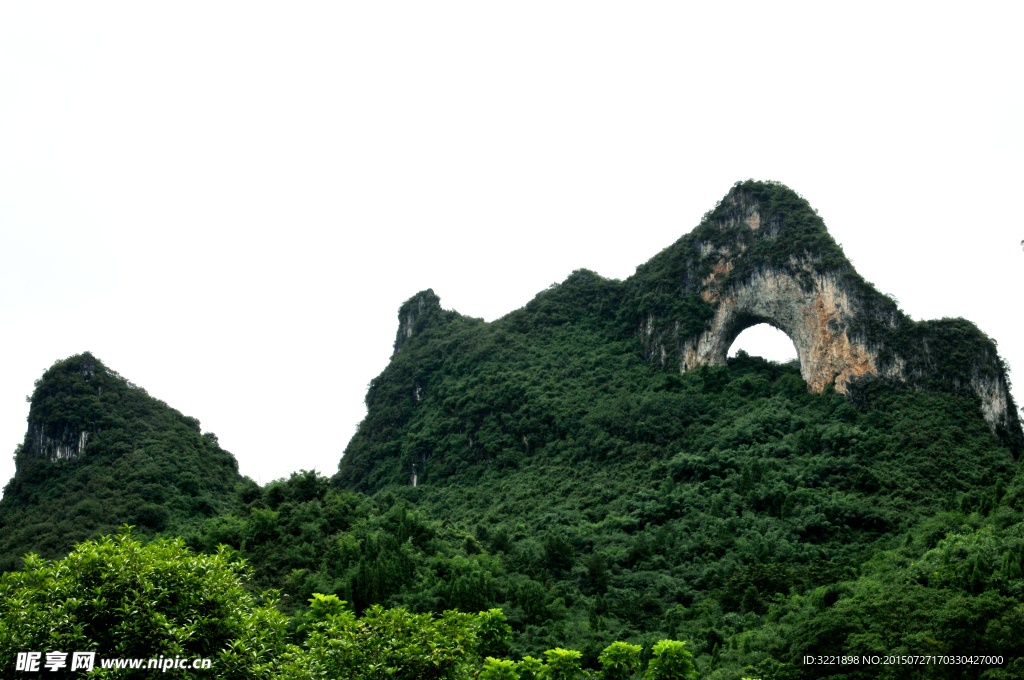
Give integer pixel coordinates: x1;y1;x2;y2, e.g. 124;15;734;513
181;354;1020;678
1;182;1022;678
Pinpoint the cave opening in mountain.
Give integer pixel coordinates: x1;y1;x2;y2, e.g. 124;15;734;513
727;323;799;365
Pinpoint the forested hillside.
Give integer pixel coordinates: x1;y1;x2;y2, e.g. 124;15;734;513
174;346;1024;677
2;182;1022;678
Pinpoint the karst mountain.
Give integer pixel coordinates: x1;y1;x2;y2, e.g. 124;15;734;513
3;180;1022;677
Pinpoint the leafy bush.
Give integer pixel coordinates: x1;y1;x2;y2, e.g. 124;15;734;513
540;648;584;680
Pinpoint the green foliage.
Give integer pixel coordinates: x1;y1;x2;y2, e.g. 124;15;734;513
644;640;697;679
162;343;1015;675
756;503;1024;678
476;608;515;659
480;656;522;680
10;341;1011;677
598;641;642;680
540;647;584;680
323;349;1008;659
0;527;704;679
517;655;545;680
279;593;500;680
0;526;287;678
307;279;1016;675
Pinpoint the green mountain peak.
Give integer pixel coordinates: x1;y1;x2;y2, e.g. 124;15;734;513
0;352;242;568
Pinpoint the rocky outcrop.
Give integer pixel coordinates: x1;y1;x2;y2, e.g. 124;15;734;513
23;354;99;463
392;289;443;357
628;181;1021;450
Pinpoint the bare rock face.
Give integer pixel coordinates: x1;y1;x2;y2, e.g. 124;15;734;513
629;181;1021;450
29;424;90;462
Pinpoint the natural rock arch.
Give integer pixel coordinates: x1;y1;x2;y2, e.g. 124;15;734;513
630;181;1021;450
682;263;875;393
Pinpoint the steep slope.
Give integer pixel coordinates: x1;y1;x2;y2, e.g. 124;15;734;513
0;353;243;569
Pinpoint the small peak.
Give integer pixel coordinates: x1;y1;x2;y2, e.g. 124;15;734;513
81;352;96;379
393;289;443;357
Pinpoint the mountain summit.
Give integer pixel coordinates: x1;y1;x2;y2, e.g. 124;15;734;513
625;182;1019;442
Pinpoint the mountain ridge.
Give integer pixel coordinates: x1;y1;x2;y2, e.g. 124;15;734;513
336;180;1020;492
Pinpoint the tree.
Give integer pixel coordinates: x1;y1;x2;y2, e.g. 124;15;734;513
598;641;642;680
644;640;697;680
539;648;583;680
0;526;288;679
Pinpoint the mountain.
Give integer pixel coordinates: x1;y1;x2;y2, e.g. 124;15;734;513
0;352;243;569
4;181;1023;677
334;180;1020;493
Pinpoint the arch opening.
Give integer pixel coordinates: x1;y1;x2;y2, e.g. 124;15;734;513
727;323;799;366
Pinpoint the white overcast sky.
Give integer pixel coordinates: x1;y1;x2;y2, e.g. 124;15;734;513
1;3;1021;489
